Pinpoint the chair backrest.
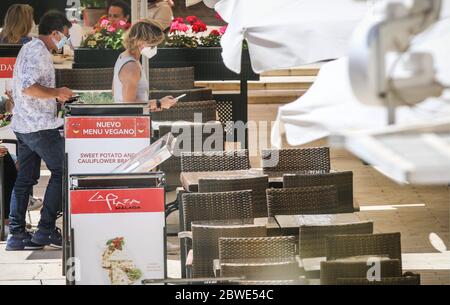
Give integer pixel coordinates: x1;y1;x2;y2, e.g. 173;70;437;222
159;122;224;154
220;261;300;281
199;176;269;217
283;171;354;213
159;122;224;187
148;66;195;90
182;190;253;231
219;236;297;261
299;221;374;258
152;100;217;122
326;233;402;269
266;185;339;217
192;223;267;278
181;149;250;173
55;68;114;90
336;273;420;285
320;259;403;285
261;147;330;174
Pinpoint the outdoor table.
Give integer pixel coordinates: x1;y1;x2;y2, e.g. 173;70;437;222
180;169;337;192
275;213;362;236
190;217;281;238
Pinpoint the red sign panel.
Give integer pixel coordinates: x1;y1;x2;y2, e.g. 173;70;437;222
71;188;164;214
65;117;151;139
0;57;16;78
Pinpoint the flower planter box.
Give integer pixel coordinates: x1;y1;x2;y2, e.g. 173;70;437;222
74;47;258;81
73;48;123;69
151;47;259;81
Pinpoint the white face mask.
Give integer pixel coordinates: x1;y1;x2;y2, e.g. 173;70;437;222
52;31;68;51
141;46;157;59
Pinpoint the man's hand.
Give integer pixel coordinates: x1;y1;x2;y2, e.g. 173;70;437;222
0;145;8;158
160;95;177;110
4;90;14;112
55;87;73;103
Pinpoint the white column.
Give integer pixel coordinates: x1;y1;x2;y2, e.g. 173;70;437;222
131;0;150;90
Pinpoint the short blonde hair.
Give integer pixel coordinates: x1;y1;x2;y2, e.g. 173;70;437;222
123;19;165;53
0;4;34;44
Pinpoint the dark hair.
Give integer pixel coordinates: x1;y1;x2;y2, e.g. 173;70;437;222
108;0;131;18
38;10;71;35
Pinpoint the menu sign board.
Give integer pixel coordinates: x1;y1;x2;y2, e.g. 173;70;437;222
65;116;151;174
70;187;165;285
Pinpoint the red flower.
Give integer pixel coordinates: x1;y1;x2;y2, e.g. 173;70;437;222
173;17;184;23
186;15;198;25
192;20;207;33
210;29;220;36
219;25;227;35
215;12;223;21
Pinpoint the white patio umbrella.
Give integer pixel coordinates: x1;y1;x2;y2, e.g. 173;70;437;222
214;0;373;73
271;16;450;148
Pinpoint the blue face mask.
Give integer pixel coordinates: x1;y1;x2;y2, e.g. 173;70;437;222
52;31;68;51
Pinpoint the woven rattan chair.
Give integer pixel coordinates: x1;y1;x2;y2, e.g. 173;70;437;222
218;236;299;281
198;176;269;217
191;223;267;278
152;100;217;122
181;150;250;173
180;190;254;278
219;236;297;260
182;190;254;232
261;147;331;176
299;221;374;259
336;272;421;285
326;233;402;269
55;68;114;90
320;259;402;285
159;122;224;187
266;185;339;217
283;171;355;213
148;66;195;90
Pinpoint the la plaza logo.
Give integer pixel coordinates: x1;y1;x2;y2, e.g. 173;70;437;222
88;191;142;211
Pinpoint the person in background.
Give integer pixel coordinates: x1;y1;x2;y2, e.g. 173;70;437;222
1;3;35;120
148;0;173;31
0;4;34;44
6;10;74;251
113;19;176;111
107;0;131;24
0;144;17;234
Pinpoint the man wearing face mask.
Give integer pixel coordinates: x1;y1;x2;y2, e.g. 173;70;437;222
6;11;73;251
112;19;176;110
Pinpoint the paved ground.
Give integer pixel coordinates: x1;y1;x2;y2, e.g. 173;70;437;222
1;104;448;285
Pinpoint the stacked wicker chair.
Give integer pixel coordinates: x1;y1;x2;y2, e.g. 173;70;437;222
159;121;224;188
199;176;269;217
191;223;267;278
218;236;300;282
261;147;331;177
55;68;114;90
266;185;339;217
283;171;355;213
181;149;251;173
179;190;254;277
319;232;418;285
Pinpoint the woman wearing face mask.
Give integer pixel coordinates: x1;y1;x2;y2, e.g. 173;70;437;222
112;19;176;111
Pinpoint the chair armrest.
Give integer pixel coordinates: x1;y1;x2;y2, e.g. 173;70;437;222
178;231;192;240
